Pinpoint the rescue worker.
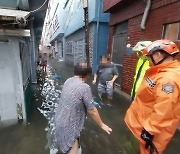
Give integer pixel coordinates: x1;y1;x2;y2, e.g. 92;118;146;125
124;40;180;154
131;41;152;100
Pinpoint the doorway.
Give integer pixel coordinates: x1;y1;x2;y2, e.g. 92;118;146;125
111;22;128;87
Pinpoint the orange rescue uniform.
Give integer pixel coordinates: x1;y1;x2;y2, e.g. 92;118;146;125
124;60;180;153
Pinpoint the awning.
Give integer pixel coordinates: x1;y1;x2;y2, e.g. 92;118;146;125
0;29;30;37
0;8;30;19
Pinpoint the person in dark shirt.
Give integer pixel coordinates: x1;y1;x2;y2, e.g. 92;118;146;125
92;54;119;100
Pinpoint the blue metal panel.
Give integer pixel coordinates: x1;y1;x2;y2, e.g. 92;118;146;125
99;0;110;23
97;23;109;56
92;22;109;74
89;0;109;23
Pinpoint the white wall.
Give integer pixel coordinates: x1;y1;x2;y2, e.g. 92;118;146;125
42;0;66;45
0;38;26;127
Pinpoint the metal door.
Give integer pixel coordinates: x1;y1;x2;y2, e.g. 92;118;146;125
112;33;127;87
73;39;85;64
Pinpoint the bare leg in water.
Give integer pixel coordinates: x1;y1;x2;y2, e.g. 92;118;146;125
69;139;78;154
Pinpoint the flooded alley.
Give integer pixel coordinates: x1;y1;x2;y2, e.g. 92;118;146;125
0;0;180;154
1;57;180;154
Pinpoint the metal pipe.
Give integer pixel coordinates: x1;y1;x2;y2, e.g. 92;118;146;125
83;0;90;64
140;0;151;29
96;0;101;64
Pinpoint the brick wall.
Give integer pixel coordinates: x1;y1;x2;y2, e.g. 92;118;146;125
122;54;137;94
103;0;123;12
106;0;180;94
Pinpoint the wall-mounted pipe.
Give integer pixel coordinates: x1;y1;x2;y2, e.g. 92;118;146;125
96;0;101;64
140;0;151;29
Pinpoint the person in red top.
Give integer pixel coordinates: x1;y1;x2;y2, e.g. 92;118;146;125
124;40;180;154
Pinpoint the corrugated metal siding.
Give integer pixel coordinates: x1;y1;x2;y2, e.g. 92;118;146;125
73;38;85;64
65;26;94;66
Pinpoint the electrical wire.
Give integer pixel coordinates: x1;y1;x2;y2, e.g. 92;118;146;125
0;0;48;27
30;0;48;13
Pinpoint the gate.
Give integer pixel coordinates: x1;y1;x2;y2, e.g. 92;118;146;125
73;38;85;64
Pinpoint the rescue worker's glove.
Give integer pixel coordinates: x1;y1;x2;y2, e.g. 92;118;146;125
141;128;158;154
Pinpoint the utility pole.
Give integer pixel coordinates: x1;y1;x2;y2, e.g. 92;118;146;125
83;0;90;64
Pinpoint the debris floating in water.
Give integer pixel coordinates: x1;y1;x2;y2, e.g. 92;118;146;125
52;74;61;79
37;65;62;154
50;148;58;154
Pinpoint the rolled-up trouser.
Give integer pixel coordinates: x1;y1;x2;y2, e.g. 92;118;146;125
98;81;113;97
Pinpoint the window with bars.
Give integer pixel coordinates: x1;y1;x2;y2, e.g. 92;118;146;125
66;41;73;54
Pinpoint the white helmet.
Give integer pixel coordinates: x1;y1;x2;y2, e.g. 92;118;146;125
133;41;152;53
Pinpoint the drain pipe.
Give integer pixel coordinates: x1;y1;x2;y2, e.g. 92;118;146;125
95;0;101;65
140;0;151;29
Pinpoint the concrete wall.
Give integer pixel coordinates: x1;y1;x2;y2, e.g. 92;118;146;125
49;0;66;42
64;0;84;37
0;38;26;127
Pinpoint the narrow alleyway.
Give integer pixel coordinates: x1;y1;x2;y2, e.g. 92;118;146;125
0;57;180;154
42;57;180;154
